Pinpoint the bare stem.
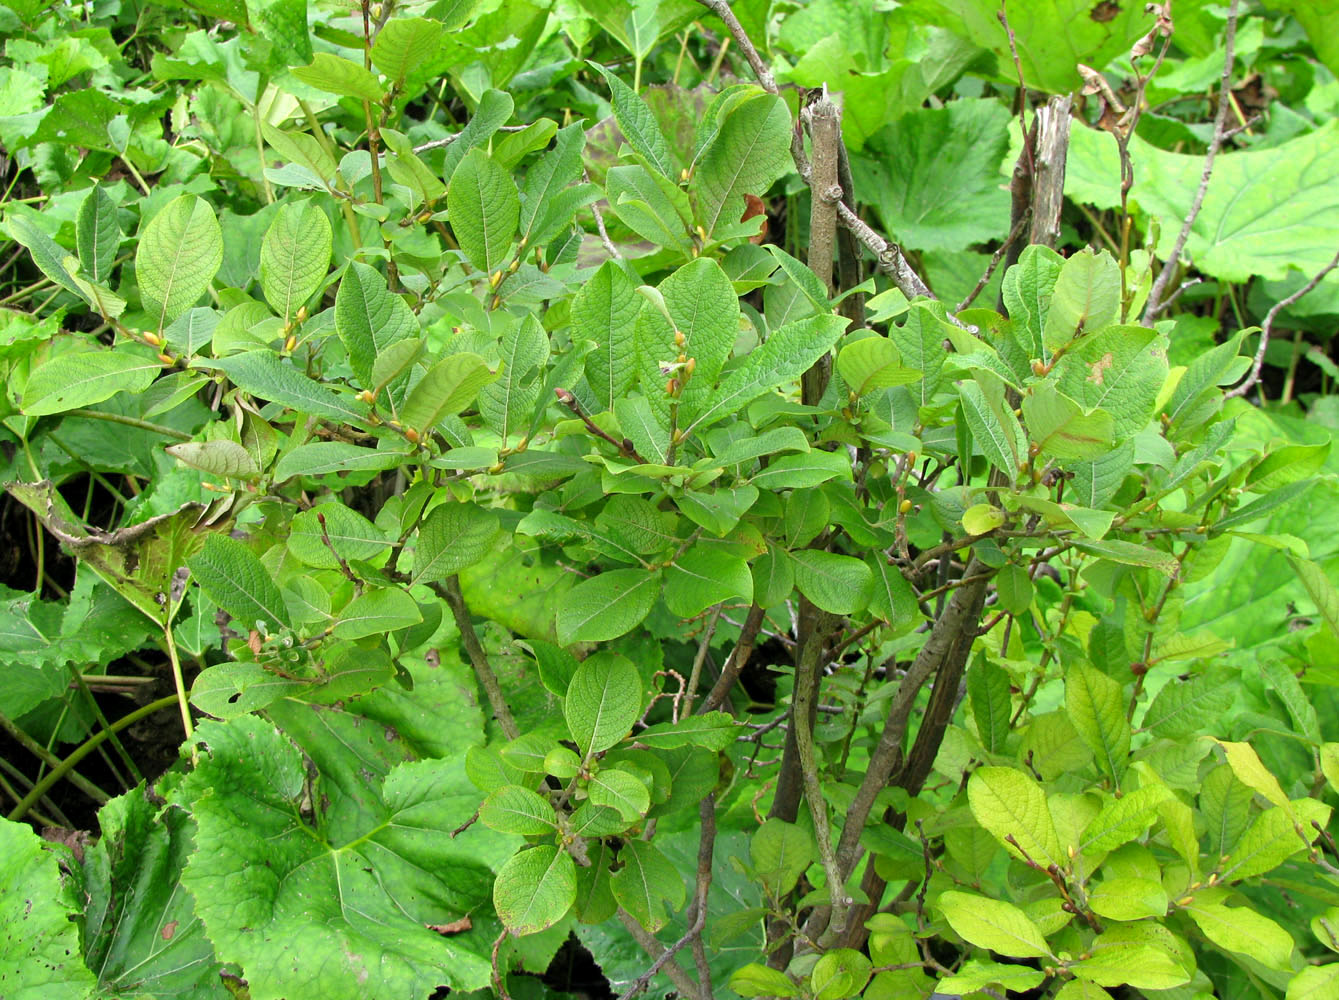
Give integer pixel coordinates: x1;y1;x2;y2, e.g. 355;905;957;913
437;576;520;740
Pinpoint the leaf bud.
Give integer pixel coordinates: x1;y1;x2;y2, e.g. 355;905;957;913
899;499;913;514
906;450;917;464
507;257;520;274
673;329;686;347
1031;359;1050;376
676;352;687;365
158;352;175;366
1195;524;1207;534
666;378;680;397
405;427;420;444
488;270;502;288
416;211;433;224
284;334;298;353
683;357;695;378
295;305;308;324
143;330;161;346
356;389;376;404
680;167;690;183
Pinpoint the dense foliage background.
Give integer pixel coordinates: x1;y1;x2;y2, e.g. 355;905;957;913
1;1;1338;999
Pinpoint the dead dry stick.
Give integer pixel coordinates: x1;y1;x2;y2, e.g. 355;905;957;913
1225;247;1339;400
1143;0;1240;323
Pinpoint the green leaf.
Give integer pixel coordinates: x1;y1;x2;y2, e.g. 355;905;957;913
479;314;548;446
555;569;662;645
577;261;640;411
494;844;577;936
180;716;494;997
259;200;331;322
289;504;390;569
369;16;442;87
1078;784;1170;855
262;121;337;184
335;261;417;389
410;502;501;585
4;210;83;297
730;964;800;998
590;62;674;179
401;352;496;435
136;195;223;330
1067;120;1339;285
852;99;1011;252
250;0;311;65
790;550;873;615
479;784;556;835
692;91;791;238
563;651;641;754
165;439;261;480
939;960;1047;996
685;313;850;434
1022;384;1115;461
1065;664;1130;784
587;767;650;820
1140;669;1236;739
187;533;292;631
1070;940;1189;990
837;336;922;394
332;587;422;639
1290;555;1339;643
0;816;97;998
1261;660;1320;743
612;840;685;933
447;147;519;275
76;183;119;283
1248;442;1331;493
381;127;447;209
664;547;752;617
811;948;872;1000
207;351;368;425
21;349;159;415
866;554;919;630
751;450;852;490
1221;803;1330;881
960;377;1026;480
84;785;225;998
291;51;384;101
439;89;515;184
1043;249;1121;351
1071;538;1178;575
1184;888;1296;971
1053;324;1168;440
634;712;737;750
1002;244;1063;357
273;441;408;483
1288;964;1339;1000
967;766;1064;868
968;658;1012;753
751;818;813;895
937;890;1052;959
1088;877;1169;921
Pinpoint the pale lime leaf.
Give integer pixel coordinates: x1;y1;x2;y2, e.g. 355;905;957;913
1080;784;1170;855
836;336;921;394
811;948;872;1000
1022;384;1115;461
962;503;1004;536
967;766;1064;868
1066;664;1130;784
1043;248;1120;350
369;17;442;87
1088;877;1169;921
968;658;1012;753
692;90;791;238
587;768;649;820
937;890;1052;959
1287;964;1339;1000
790;549;873;615
1184;888;1296;971
938;959;1046;995
729;964;800;998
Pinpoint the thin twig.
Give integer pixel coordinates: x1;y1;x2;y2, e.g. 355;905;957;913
681;605;722;717
1143;0;1240;323
616;909;702;999
956;209;1031;312
554;387;644;461
413;125;530;153
1226;247;1339;400
700;603;766;713
618;796;717;1000
436;576;520;740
